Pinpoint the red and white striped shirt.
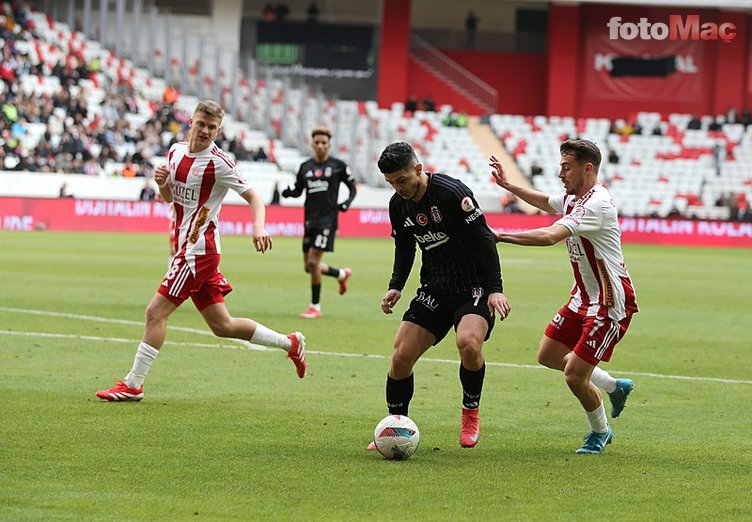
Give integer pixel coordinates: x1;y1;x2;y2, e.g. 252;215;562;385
549;184;638;321
166;142;253;257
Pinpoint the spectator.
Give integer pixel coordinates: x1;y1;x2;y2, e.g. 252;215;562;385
306;1;320;23
59;182;74;198
726;106;737;124
275;2;290;22
501;193;522;214
122;163;138;177
608;149;620;164
530;161;543;178
687;115;702;130
162;84;178;106
423;95;436;112
253;146;268;162
740;107;752;127
262;4;275;21
405;95;418;114
140;179;157;201
229;138;251;161
465;10;480;48
270;182;281;205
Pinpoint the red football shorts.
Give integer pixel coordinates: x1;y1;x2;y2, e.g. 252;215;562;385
544;305;633;366
157;253;232;311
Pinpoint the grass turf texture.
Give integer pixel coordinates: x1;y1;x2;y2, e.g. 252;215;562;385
0;231;750;520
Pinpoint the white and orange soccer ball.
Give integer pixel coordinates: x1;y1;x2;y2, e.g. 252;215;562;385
373;415;420;460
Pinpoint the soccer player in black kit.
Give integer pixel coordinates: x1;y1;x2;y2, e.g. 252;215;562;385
368;141;511;450
282;127;357;319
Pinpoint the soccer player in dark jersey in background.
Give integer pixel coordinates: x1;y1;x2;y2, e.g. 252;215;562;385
282;127;357;319
368;141;511;449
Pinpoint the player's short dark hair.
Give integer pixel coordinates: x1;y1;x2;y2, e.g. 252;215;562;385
560;139;601;173
311;126;332;140
377;141;418;174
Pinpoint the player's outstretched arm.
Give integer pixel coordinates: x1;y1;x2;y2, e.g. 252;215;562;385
240;188;272;253
494;223;570;246
489;155;555;214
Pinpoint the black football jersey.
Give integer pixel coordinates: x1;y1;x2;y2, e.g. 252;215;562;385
287;156;357;229
388;172;503;295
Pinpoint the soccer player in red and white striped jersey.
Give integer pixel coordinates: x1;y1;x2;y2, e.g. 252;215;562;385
489;139;638;454
96;101;306;402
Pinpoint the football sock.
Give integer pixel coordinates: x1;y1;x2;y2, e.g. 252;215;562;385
590;367;617;393
386;373;414;416
311;284;321;305
251;324;291;351
125;341;159;388
324;266;340;277
585;402;609;433
459;363;485;410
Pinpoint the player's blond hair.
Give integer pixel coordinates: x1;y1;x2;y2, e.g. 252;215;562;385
194;100;225;123
311;126;332;140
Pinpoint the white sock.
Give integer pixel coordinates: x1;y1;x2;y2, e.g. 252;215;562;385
308;303;321;311
590;367;617;393
125;342;159;388
251;324;291;351
585;402;609;433
338;269;346;280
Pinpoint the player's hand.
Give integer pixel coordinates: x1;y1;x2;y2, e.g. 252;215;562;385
155;165;170;187
488;224;503;243
338;203;349;212
488;155;510;189
488;292;511;321
252;226;272;253
381;289;401;314
281;187;293;198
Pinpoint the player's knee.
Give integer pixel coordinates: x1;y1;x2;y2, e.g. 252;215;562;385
207;318;233;338
303;260;316;273
537;349;557;369
456;336;482;360
391;349;415;376
144;304;167;326
564;371;587;391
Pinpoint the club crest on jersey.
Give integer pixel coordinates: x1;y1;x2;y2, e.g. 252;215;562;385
430;206;442;223
416;213;428;226
324;166;332;177
461;197;475;213
570;205;586;219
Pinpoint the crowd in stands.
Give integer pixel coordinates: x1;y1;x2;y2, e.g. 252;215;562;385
2;0;750;223
0;1;275;179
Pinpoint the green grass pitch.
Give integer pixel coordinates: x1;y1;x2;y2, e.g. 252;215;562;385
0;231;750;520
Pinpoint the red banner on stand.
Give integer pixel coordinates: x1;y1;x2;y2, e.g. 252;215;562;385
1;198;751;248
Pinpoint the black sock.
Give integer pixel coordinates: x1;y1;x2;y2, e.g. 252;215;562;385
311;284;321;305
386;373;414;416
324;266;340;277
459;363;485;410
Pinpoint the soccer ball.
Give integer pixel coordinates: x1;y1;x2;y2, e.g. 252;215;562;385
373;415;420;460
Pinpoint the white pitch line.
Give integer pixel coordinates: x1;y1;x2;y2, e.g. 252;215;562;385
1;307;750;386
